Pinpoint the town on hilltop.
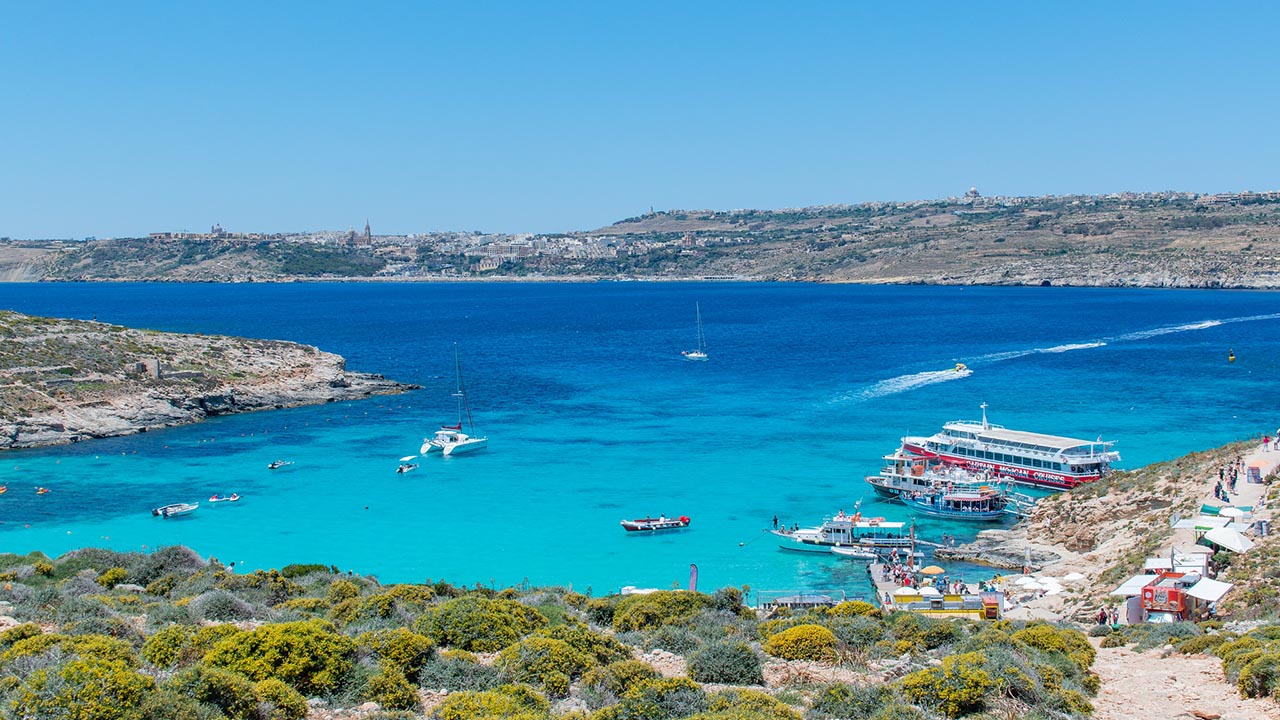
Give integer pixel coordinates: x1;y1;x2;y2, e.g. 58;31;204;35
3;188;1280;286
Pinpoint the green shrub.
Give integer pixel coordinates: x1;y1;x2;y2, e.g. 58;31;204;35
1239;652;1280;698
642;624;703;656
167;664;259;719
600;676;709;720
699;687;800;720
827;601;881;618
613;591;713;632
415;595;548;652
808;682;894;719
0;623;42;647
582;659;660;696
203;619;356;694
1100;632;1127;648
276;597;329;613
762;624;838;662
495;636;592;696
417;653;502;692
1176;634;1230;655
688;640;763;685
433;684;552;720
1011;623;1096;671
188;589;256;622
10;658;155;720
142;625;194;668
900;651;992;718
136;688;203;720
256;677;308;720
95;567;128;589
535;623;630;666
358;627;435;676
280;563;331;578
366;666;420;710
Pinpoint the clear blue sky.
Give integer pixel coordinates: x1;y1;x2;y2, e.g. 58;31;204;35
2;2;1277;239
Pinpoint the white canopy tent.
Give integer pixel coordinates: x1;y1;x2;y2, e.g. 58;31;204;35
1204;526;1255;553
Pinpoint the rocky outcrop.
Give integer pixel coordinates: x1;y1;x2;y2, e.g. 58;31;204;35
0;311;418;450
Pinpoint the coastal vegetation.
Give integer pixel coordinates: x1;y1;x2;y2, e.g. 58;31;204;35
0;545;1115;719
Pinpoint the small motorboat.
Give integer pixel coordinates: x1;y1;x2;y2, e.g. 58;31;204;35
621;515;691;532
831;546;879;560
267;460;294;470
954;362;968;372
0;485;8;495
397;463;419;474
35;487;50;495
152;502;199;518
209;493;241;503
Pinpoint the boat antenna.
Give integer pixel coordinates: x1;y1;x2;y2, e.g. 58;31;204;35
980;402;989;430
453;343;476;433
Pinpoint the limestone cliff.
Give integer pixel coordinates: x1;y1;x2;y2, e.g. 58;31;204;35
0;310;417;449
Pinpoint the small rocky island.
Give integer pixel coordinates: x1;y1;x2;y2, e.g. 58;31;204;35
0;310;417;449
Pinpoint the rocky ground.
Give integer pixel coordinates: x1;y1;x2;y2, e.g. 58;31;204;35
1091;640;1280;720
0;311;417;449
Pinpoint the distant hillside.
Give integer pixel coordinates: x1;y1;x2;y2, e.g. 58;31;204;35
5;191;1280;286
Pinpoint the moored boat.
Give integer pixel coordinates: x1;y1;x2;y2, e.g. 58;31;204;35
422;344;488;456
900;403;1119;490
773;509;913;555
621;515;691;532
152;502;198;518
267;460;293;470
901;484;1007;522
209;494;240;503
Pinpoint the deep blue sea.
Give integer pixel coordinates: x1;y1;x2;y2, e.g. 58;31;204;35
0;283;1277;601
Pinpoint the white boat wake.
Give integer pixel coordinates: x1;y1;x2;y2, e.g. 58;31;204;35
841;312;1280;402
853;367;973;401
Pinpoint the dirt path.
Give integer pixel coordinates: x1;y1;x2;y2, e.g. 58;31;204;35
1092;642;1280;720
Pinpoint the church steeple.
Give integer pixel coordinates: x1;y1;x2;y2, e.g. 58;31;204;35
364;219;371;241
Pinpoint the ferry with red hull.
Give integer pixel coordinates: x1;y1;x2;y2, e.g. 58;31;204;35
900;403;1119;490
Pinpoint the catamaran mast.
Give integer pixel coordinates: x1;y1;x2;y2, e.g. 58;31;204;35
453;343;476;433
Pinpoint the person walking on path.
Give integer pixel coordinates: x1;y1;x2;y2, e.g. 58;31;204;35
1097;607;1108;625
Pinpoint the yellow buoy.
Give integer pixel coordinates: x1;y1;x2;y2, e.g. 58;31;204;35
1229;349;1236;362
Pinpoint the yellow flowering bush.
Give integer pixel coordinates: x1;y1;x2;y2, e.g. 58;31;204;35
900;651;992;718
202;619;355;694
762;624;838;662
415;595;549;651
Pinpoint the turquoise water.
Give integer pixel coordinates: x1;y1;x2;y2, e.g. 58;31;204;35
0;283;1277;600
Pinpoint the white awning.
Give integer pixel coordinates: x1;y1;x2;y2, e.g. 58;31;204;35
1172;516;1233;530
1110;574;1154;597
1186;578;1233;603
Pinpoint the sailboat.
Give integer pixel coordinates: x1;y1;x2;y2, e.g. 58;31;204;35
681;303;708;361
421;343;488;456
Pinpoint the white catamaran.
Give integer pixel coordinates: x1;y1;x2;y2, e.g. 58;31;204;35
421;344;488;456
682;302;708;360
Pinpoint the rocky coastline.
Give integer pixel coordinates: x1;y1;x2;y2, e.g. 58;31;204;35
0;310;418;450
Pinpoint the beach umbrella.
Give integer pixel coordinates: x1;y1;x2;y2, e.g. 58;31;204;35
919;586;942;596
1062;572;1087;582
1015;576;1040;586
894;586;921;596
1219;507;1246;518
920;565;946;575
1020;580;1044;591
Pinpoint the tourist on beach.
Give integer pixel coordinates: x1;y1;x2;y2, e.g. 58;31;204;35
1108;606;1118;625
1265;435;1271;452
1096;607;1108;625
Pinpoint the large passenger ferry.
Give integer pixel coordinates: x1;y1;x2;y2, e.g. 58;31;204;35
899;403;1119;490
